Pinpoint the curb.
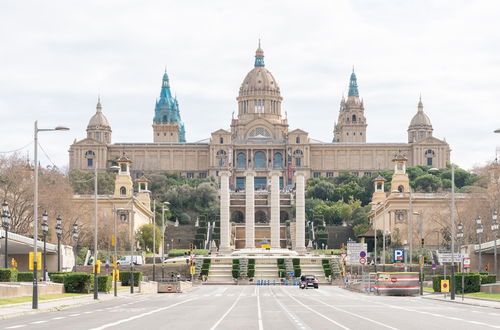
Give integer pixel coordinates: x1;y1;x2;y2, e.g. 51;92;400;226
421;295;500;310
0;295;126;320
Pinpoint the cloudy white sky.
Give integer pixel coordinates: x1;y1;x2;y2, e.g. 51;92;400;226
0;0;499;170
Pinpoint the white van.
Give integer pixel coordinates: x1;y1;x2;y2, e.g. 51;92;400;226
117;255;143;266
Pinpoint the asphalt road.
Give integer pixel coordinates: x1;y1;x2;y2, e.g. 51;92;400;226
2;285;500;330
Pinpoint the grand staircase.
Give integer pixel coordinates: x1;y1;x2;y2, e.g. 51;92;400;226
254;259;279;281
207;259;233;283
300;259;326;282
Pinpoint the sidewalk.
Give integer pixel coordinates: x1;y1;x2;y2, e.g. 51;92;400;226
422;292;500;309
0;291;133;320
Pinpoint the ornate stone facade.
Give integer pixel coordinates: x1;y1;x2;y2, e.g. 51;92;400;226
69;44;451;186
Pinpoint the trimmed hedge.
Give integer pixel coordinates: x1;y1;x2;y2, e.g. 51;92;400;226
292;258;300;266
432;273;481;293
323;266;332;278
18;272;34;282
98;275;112;292
167;249;208;257
247;268;255;278
293;266;301;277
50;274;68;283
248;258;255;266
0;268;18;282
63;273;93;293
480;274;497;285
277;258;285;265
120;271;142;287
232;269;239;279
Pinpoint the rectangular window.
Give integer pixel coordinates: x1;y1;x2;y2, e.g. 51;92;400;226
326;172;333;177
364;172;372;177
295;157;301;167
352;172;359;177
254;177;267;190
313;172;321;178
87;158;93;167
427;157;433;166
187;172;194;179
236;177;245;190
199;172;207;178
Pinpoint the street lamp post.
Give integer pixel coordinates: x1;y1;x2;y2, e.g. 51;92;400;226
161;202;170;280
55;216;62;272
41;212;48;280
72;222;79;272
457;222;464;301
476;216;483;272
491;211;498;276
450;164;457;300
33;121;69;309
129;208;136;294
152;200;156;282
2;201;10;268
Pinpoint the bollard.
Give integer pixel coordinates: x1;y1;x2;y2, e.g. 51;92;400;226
257;280;260;286
273;280;276;286
267;280;270;286
285;280;288;286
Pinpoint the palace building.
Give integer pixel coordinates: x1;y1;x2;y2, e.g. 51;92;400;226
68;44;451;251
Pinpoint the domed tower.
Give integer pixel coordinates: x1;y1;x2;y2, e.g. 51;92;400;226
152;70;186;143
333;70;367;143
408;96;433;143
86;97;112;144
231;42;288;141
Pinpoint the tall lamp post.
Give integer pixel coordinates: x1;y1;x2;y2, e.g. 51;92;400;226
152;200;156;282
476;216;483;272
33;121;69;309
2;201;10;268
41;212;49;281
55;216;62;272
491;211;498;276
71;222;79;272
457;221;464;301
161;201;170;280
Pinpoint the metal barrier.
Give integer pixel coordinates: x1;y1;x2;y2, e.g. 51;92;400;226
375;272;419;296
157;278;180;293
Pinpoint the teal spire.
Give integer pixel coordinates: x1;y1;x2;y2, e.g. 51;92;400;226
254;39;265;67
153;70;186;142
348;68;359;97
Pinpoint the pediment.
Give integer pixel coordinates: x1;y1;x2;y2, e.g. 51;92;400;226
413;136;447;145
211;129;231;135
72;138;106;146
289;128;309;135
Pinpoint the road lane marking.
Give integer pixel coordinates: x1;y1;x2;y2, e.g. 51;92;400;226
30;321;48;324
52;317;66;320
256;287;264;330
282;289;350;330
209;292;243;330
88;297;198;330
270;288;309;330
5;325;26;329
69;314;81;317
303;296;399;330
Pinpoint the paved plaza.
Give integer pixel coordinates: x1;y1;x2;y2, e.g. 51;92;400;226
1;285;500;330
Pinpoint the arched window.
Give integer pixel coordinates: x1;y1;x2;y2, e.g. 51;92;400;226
296;136;300;144
255;210;268;223
254;151;266;169
120;186;127;196
273;152;283;169
219;137;224;144
216;149;226;167
398;185;404;193
237;153;246;169
231;211;245;223
352;114;357;122
249;127;271;139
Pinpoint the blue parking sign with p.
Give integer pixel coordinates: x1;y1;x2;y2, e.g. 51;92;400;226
393;249;405;264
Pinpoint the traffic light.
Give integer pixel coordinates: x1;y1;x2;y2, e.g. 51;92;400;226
421;238;425;249
95;260;101;273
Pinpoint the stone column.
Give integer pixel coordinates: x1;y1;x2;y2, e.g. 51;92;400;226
295;171;306;253
219;170;231;254
270;171;281;249
245;171;255;248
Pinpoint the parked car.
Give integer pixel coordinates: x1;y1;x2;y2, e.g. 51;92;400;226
300;275;319;289
117;255;143;266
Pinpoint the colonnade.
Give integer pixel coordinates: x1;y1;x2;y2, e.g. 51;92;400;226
218;170;306;253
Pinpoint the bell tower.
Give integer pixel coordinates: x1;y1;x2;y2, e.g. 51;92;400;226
113;154;133;198
333;69;367;143
390;151;410;193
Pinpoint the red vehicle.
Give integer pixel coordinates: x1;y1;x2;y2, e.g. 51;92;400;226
300;275;319;289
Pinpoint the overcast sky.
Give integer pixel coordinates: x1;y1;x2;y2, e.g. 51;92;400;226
1;0;499;170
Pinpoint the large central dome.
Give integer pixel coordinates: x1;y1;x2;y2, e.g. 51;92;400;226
238;46;281;98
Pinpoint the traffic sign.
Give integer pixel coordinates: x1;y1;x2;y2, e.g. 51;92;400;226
393;249;405;266
431;263;436;270
289;271;294;277
463;257;471;269
347;242;367;263
359;257;366;265
441;280;450;293
166;285;173;292
359;251;367;258
437;252;469;263
391;277;397;283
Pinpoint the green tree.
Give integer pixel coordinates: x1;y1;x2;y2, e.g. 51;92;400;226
414;174;442;192
69;169;116;194
135;224;162;253
306;180;336;200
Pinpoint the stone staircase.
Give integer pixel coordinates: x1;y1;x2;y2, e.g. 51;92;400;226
329;257;342;279
239;258;248;278
300;259;326;282
254;259;279;281
207;259;233;283
285;259;294;278
194;257;204;276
